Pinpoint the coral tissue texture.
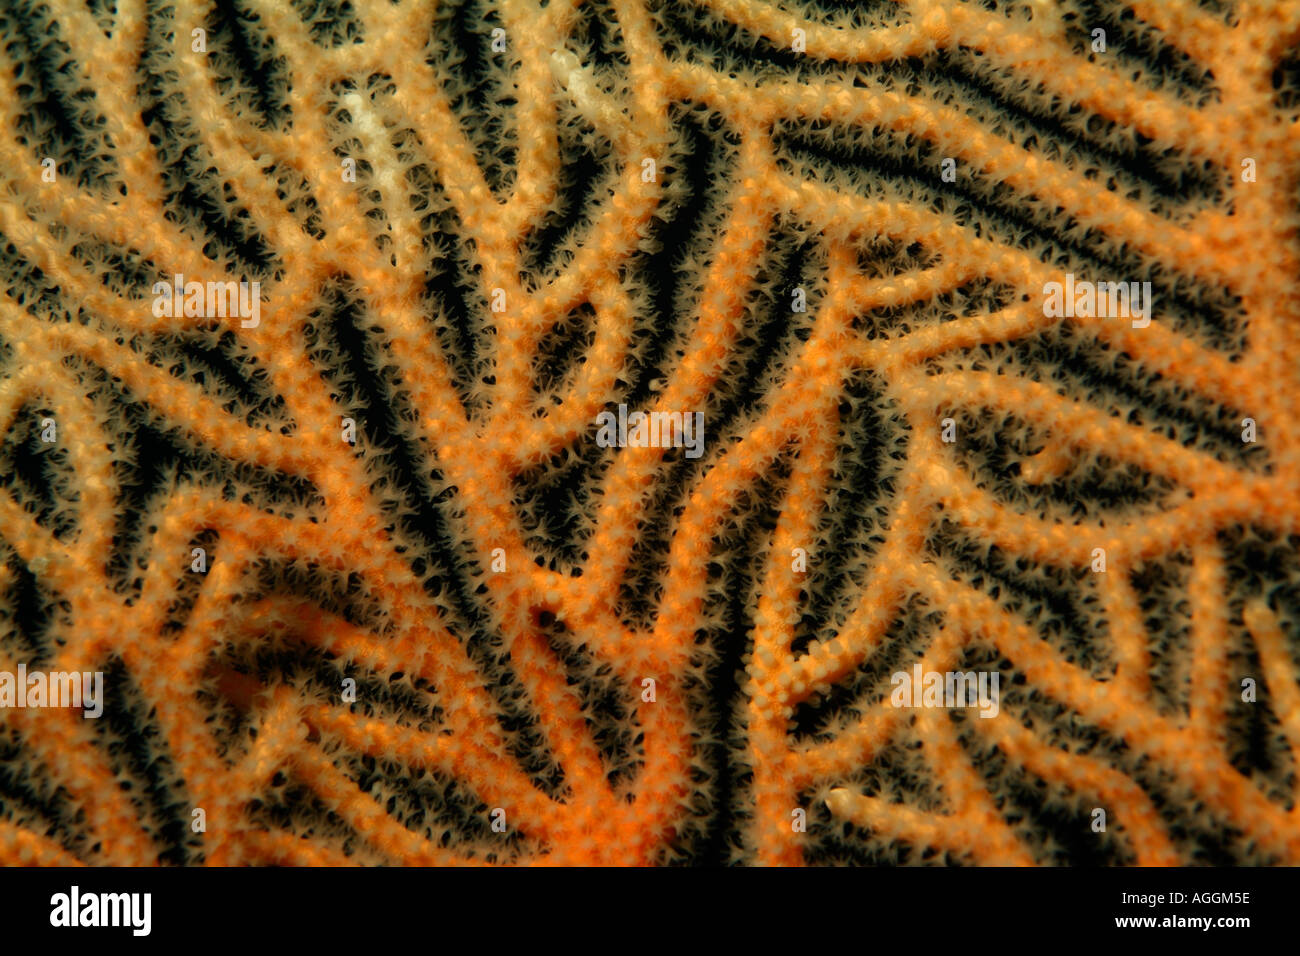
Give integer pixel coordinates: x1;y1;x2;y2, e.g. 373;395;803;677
1;0;1299;867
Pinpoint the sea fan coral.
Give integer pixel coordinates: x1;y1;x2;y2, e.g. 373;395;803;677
1;0;1299;867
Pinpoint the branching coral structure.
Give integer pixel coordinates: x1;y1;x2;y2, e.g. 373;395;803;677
1;0;1299;866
